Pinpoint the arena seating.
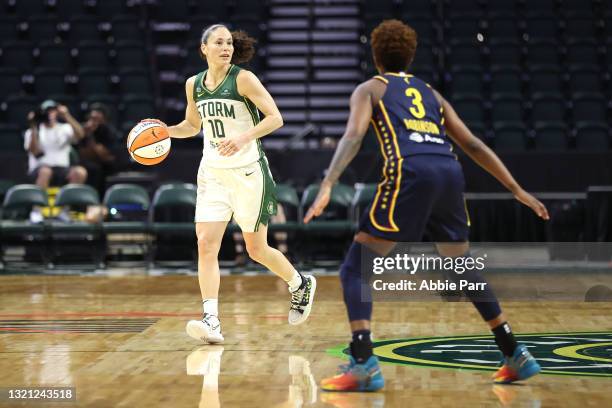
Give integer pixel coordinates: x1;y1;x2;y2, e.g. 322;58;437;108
0;0;609;151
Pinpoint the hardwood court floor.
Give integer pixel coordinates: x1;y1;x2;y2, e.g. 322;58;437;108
0;274;611;407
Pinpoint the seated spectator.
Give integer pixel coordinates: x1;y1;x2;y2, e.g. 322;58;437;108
78;103;118;194
24;100;87;189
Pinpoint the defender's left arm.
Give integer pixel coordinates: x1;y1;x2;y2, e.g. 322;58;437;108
218;70;283;156
437;91;549;220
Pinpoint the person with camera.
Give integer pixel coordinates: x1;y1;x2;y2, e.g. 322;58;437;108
78;103;118;195
24;100;87;189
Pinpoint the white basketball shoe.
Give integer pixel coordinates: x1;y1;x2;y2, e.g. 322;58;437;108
186;313;224;344
288;275;317;325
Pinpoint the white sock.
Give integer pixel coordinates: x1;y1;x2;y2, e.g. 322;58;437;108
202;299;218;316
287;271;303;292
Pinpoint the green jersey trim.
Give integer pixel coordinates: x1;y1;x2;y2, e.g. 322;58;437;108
199;64;235;95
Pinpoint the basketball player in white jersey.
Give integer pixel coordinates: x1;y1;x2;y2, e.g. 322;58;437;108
163;24;316;343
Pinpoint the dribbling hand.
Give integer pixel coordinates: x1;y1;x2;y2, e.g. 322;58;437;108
303;182;332;223
514;189;550;220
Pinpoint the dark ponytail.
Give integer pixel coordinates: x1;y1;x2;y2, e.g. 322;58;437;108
230;30;257;65
199;24;257;65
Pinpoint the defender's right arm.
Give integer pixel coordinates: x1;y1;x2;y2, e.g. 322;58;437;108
167;76;202;138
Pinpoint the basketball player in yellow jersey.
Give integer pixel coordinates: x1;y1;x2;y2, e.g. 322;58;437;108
162;24;316;343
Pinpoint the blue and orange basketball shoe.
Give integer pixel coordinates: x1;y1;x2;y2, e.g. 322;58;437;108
493;344;541;384
321;355;385;392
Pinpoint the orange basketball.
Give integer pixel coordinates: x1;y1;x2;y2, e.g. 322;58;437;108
127;119;171;165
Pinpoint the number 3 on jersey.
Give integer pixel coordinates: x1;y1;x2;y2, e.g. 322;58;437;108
207;119;225;138
405;87;426;119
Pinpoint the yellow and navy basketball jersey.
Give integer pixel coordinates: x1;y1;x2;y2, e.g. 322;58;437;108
371;72;455;159
193;64;264;168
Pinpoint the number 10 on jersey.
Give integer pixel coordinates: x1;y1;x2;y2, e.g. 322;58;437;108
207;119;226;138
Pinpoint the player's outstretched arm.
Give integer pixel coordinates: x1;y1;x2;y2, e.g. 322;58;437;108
167;76;202;139
438;91;549;220
217;70;283;156
304;82;373;223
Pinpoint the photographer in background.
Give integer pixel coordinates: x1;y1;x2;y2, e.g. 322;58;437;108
24;100;87;189
78;103;117;195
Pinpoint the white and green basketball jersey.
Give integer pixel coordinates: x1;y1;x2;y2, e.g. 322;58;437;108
193;64;263;168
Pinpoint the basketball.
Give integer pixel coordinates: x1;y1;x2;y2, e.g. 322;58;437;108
127;119;171;166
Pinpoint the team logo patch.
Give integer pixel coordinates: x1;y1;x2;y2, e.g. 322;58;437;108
267;202;275;214
327;332;612;377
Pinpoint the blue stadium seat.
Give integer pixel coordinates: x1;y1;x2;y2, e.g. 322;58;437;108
115;40;147;69
446;40;483;67
232;0;267;21
448;66;484;97
488;0;518;17
490;67;523;97
403;19;436;43
26;16;59;43
400;0;434;18
564;17;597;41
572;93;608;122
118;68;152;96
0;68;23;97
445;0;483;17
525;16;558;41
37;43;74;70
192;0;229;20
77;68;112;96
453;95;486;124
1;41;34;69
111;16;145;42
33;68;67;96
0;18;19;43
10;0;48;18
68;17;105;44
533;122;568;151
491;94;523;123
76;41;110;69
120;95;155;123
94;0;136;20
487;17;521;41
562;0;595;16
4;95;38;128
0;124;23;151
54;0;91;19
151;0;190;21
446;16;483;41
528;66;564;96
574;122;610;150
531;93;566;123
568;65;603;94
361;0;397;19
565;40;600;66
488;40;522;68
524;0;557;16
493;122;527;151
525;40;560;65
411;41;436;70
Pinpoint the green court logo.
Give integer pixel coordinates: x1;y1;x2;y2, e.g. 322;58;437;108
327;332;612;377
